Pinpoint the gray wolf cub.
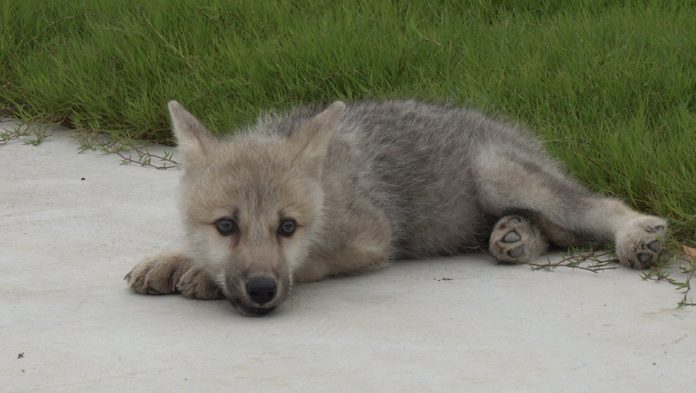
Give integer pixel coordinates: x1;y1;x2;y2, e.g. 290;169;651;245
126;100;667;316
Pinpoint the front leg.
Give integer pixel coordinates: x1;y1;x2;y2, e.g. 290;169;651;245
294;203;393;283
125;250;222;300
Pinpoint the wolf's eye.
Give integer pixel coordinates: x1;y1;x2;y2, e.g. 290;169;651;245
215;218;238;236
278;219;296;237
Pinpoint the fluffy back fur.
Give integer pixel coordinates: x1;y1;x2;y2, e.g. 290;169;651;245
248;100;588;256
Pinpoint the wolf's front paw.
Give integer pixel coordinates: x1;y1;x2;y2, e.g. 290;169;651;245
176;267;223;300
489;215;548;263
125;251;190;295
615;216;667;269
125;251;222;300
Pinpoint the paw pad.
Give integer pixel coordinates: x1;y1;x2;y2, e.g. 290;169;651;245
508;245;524;258
647;240;661;252
637;252;652;264
502;231;521;243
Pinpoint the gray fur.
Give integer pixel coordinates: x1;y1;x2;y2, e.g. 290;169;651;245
126;100;668;316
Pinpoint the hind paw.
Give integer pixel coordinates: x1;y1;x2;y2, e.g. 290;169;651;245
489;215;547;264
615;216;668;269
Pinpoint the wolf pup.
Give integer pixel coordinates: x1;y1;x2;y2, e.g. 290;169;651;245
125;100;667;316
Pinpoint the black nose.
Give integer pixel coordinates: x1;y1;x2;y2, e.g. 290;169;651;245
246;277;277;305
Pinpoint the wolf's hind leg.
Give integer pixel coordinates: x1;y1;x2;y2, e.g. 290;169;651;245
488;215;549;263
474;146;667;269
125;251;222;300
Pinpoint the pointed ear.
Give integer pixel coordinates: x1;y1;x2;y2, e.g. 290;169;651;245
168;100;216;168
292;101;346;163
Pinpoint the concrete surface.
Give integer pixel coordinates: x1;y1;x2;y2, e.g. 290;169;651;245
1;123;694;393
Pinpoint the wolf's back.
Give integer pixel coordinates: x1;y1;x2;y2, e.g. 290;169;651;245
259;100;553;257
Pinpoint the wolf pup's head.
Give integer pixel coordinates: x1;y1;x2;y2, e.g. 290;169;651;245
168;101;345;316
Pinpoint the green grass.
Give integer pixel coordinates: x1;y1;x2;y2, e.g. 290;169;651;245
1;0;695;242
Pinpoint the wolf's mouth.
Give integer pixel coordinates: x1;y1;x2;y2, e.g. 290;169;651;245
231;300;276;317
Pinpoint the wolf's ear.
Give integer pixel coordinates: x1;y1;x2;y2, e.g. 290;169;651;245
168;100;216;168
292;101;346;164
